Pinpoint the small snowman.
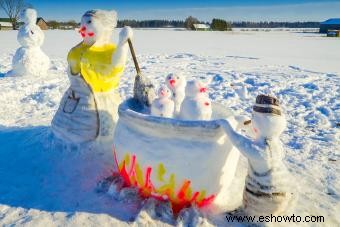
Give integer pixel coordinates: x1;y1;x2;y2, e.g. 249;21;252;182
179;79;212;121
7;8;50;77
151;85;175;118
165;73;187;114
218;95;293;216
231;82;248;100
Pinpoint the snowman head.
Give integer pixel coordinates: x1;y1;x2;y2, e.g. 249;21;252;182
80;9;117;45
20;8;37;25
17;24;44;47
251;95;286;139
166;73;186;90
157;85;172;99
185;80;209;98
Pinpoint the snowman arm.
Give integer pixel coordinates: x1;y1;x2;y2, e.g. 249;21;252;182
111;26;133;68
68;61;80;76
111;42;129;68
218;119;260;160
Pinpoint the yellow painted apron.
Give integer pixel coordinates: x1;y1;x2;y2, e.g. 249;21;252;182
52;42;124;144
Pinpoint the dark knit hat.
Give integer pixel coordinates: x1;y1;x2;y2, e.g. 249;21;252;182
253;95;282;115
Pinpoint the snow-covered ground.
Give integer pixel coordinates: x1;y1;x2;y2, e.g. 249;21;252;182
0;29;339;226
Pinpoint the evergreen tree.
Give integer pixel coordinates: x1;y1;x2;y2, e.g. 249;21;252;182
211;18;232;31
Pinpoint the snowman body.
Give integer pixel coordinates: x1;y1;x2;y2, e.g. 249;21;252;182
10;8;50;76
52;9;133;144
180;80;212;121
165;73;186;114
151;86;175;118
218;95;293;217
242;137;292;216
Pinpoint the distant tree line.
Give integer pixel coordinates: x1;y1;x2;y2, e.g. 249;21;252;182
117;19;185;28
47;20;78;29
117;18;320;29
232;21;320;28
41;17;320;30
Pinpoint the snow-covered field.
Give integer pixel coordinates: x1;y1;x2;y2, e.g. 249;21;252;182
0;29;339;226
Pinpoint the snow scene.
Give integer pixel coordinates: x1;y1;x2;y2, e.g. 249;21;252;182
1;22;339;227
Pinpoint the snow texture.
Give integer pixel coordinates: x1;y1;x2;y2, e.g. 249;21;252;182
0;28;339;226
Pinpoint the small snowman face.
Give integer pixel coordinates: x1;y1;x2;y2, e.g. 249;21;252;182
18;25;44;47
185;80;208;97
166;73;185;89
20;8;37;25
80;15;104;45
252;112;286;139
158;86;172;99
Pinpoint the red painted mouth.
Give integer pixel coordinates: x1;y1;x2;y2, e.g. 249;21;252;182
79;26;94;38
169;79;176;86
204;102;210;106
200;87;207;93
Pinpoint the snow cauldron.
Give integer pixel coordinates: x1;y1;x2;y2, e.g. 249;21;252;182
112;98;240;212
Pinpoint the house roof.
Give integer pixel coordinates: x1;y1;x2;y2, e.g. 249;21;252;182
321;18;340;25
193;24;210;29
36;17;47;24
0;21;12;27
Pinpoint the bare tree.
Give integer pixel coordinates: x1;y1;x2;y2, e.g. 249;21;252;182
0;0;26;29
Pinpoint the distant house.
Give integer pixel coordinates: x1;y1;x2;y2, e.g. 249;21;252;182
36;17;48;30
327;30;340;37
0;18;13;30
0;17;48;30
319;18;340;33
193;24;210;31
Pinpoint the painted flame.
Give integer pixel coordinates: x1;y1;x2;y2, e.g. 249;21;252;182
113;149;215;213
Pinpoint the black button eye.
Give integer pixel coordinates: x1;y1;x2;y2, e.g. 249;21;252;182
30;30;34;35
177;77;179;79
88;20;92;24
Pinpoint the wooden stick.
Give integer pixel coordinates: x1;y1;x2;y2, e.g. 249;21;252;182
127;38;141;75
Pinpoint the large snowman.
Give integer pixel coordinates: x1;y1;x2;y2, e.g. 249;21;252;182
52;9;132;145
218;95;294;216
7;8;50;77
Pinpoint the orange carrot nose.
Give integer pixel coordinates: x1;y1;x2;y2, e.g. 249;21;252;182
200;87;207;93
80;26;86;32
160;90;165;96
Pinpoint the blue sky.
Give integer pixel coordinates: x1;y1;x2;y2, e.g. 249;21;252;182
1;0;340;22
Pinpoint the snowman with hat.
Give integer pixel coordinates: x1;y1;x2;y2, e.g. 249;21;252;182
218;94;294;216
7;8;50;77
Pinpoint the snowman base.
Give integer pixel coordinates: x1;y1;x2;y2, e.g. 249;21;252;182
9;47;50;77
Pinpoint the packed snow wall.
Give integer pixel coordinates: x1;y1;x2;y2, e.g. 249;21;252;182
113;98;241;212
